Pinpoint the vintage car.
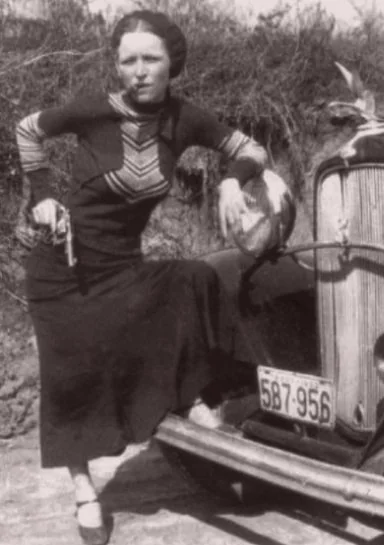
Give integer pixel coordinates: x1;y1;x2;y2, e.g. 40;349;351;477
155;63;384;521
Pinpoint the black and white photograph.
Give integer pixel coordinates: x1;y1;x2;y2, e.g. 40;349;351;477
3;1;384;544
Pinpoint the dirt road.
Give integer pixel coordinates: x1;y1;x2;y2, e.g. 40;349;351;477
2;429;384;545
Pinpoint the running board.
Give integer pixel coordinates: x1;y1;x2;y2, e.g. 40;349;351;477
155;415;384;517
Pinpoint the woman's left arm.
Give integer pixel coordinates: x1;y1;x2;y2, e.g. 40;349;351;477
179;101;268;238
214;130;268;238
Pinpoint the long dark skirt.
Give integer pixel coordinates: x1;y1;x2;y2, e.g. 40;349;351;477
27;242;251;468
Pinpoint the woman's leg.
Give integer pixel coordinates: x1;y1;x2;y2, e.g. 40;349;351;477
69;463;103;528
186;397;222;428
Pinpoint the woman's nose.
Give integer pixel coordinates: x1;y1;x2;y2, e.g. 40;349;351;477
135;60;147;78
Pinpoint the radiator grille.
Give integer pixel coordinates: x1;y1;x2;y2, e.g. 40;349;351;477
316;166;384;430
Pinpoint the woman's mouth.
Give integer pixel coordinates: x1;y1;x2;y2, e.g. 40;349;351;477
135;83;151;91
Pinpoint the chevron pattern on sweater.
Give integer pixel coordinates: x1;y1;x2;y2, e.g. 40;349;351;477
105;93;175;203
106;171;170;201
122;154;159;177
121;130;157;152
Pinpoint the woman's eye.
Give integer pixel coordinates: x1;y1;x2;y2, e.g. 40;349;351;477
144;55;161;62
119;54;163;66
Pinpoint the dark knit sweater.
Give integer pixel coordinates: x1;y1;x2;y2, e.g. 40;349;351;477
16;91;267;257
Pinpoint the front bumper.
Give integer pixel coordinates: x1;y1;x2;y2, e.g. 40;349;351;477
156;415;384;518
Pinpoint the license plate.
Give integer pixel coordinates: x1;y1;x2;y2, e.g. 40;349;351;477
257;366;335;429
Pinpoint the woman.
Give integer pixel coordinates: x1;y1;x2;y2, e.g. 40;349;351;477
16;10;267;545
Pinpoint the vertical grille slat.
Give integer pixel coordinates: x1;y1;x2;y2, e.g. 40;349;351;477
316;166;384;430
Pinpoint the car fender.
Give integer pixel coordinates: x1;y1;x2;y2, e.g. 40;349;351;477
201;248;317;369
200;248;314;304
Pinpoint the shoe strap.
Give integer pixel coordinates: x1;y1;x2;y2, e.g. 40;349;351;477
76;498;100;509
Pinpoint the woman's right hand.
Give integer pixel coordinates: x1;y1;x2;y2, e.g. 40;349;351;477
32;198;64;233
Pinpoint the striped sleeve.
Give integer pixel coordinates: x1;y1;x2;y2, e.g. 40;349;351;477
177;100;267;185
15;112;56;204
216;130;267;183
16;112;48;172
16;112;57;204
217;130;257;158
15;94;115;204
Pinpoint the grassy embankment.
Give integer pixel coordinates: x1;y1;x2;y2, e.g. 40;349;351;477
1;0;384;437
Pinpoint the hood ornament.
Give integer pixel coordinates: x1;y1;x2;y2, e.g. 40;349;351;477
328;62;384;161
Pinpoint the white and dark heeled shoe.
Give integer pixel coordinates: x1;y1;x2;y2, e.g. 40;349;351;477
75;499;111;545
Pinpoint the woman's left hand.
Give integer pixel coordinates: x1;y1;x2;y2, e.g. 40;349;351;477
218;178;248;239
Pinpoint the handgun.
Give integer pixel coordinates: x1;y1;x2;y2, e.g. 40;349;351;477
55;207;77;268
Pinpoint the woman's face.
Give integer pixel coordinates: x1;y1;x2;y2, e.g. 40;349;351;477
116;31;171;104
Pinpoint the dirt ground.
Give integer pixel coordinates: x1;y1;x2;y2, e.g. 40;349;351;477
3;426;384;545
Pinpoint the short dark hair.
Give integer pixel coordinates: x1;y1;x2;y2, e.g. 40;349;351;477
111;10;187;78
